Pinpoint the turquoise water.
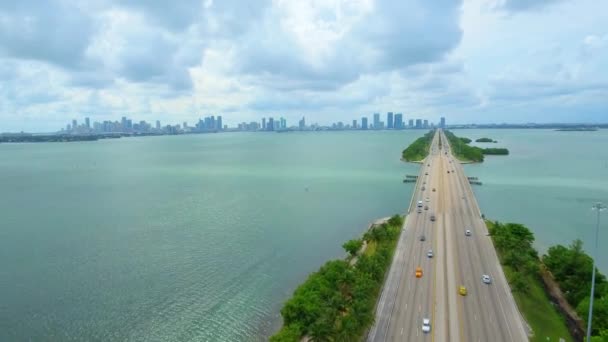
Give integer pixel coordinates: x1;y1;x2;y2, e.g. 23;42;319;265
461;129;608;270
0;131;418;341
0;129;606;341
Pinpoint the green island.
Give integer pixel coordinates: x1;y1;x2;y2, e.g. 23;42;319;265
444;130;509;162
270;215;404;341
487;220;608;341
475;137;497;143
401;130;434;162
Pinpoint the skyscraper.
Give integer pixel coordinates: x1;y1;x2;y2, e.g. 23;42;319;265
362;117;368;130
121;116;127;131
440;117;446;129
72;119;77;130
156;120;161;130
280;117;286;129
262;118;266;131
373;113;380;129
423;119;429;128
299;116;306;130
352;119;357;129
415;119;422;128
268;117;274;131
85;117;90;129
387;112;394;129
217;116;223;131
394;113;403;129
408;119;414;128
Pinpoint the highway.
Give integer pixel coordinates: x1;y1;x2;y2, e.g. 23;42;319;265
367;129;528;342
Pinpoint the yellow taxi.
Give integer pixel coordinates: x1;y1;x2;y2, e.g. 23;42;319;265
415;267;423;278
459;285;467;296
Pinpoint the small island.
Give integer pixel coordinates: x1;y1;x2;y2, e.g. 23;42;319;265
475;137;497;143
555;127;598;132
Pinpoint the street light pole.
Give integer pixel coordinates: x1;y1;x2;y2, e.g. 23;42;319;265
587;202;606;341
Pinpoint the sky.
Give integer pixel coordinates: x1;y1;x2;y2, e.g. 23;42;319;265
1;0;607;132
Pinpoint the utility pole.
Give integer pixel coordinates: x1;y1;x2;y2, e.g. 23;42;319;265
587;202;606;341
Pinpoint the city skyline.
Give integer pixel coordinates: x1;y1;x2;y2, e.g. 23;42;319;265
1;1;607;132
58;112;446;135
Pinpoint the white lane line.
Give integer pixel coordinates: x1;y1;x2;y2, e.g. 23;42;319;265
401;328;404;335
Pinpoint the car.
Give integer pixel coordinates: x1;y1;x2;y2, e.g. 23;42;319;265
427;164;430;166
465;229;472;236
427;249;433;258
424;205;429;210
420;235;426;241
417;200;423;208
447;170;450;174
432;188;436;192
425;197;430;202
459;285;467;296
482;275;492;284
430;215;436;222
425;172;429;175
417;208;422;213
416;267;423;278
422;186;425;191
422;318;431;333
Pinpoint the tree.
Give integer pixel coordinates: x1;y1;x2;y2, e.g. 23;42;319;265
577;296;608;336
388;214;403;227
343;239;363;257
270;324;302;342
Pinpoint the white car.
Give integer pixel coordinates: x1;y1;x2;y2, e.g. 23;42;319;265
465;229;472;236
425;197;430;202
422;318;431;333
427;249;433;258
482;274;492;284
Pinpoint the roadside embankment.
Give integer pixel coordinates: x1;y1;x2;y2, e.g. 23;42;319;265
401;130;434;162
487;220;608;341
270;215;404;341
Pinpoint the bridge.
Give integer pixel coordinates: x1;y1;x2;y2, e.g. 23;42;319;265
367;129;528;341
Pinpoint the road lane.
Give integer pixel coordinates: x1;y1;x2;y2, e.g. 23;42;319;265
368;129;527;342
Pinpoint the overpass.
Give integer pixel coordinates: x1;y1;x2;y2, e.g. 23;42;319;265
367;129;528;342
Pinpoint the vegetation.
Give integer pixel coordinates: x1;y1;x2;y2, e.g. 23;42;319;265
271;215;404;341
475;137;497;143
444;131;510;161
444;130;485;162
487;221;573;341
543;240;608;338
482;148;509;155
343;239;363;257
401;130;434;162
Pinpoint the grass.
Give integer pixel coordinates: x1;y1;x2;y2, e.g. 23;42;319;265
364;240;377;257
503;266;572;342
485;221;572;341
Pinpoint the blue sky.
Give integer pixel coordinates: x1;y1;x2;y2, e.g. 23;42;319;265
1;0;607;132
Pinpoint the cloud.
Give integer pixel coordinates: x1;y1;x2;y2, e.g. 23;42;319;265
0;1;93;69
498;0;565;12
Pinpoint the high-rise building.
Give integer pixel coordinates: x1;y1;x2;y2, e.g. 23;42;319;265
408;119;414;128
387;112;394;129
156;120;161;130
280;117;286;129
423;119;429;128
299;117;306;130
352;119;357;129
72;119;77;130
67;124;72;131
415;119;422;128
440;117;446;129
373;113;380;129
85;117;90;129
268;117;274;131
217;116;223;131
362;117;368;130
394;113;403;129
262;118;266;131
121;117;127;131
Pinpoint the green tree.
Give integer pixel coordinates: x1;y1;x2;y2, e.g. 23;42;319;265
343;239;363;257
577;296;608;336
388;214;403;227
269;323;302;342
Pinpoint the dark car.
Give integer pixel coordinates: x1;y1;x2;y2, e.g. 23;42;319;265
420;235;426;241
430;215;436;222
